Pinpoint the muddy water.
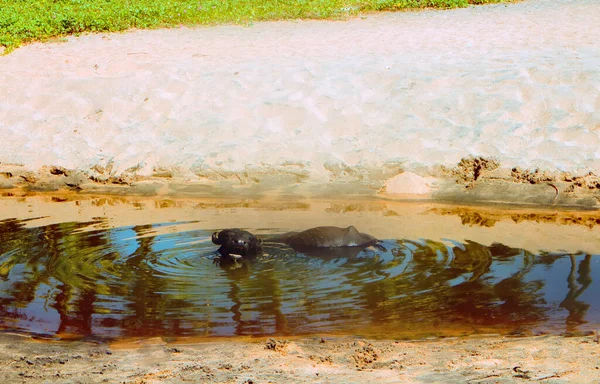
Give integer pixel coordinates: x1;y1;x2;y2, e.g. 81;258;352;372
1;195;600;340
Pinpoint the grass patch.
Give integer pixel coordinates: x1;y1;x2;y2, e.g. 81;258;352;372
0;0;509;53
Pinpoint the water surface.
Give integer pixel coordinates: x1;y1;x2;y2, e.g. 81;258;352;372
1;215;599;340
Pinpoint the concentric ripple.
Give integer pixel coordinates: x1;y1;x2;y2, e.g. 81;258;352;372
1;218;599;340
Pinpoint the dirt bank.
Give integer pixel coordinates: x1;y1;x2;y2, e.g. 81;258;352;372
3;155;600;207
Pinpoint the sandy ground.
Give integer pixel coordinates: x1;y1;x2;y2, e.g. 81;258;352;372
2;332;600;383
1;0;600;204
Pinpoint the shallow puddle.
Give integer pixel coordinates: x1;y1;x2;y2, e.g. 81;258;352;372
1;195;600;340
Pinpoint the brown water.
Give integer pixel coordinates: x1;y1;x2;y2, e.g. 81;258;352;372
1;196;600;341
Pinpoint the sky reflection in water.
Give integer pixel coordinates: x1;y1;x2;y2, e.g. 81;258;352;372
0;217;599;340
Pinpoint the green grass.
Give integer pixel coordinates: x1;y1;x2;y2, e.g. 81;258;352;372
0;0;508;53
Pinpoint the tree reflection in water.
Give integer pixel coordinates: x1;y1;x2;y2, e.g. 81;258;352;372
0;218;598;340
560;254;592;332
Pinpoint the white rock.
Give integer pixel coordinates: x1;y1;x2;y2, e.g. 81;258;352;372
381;172;434;196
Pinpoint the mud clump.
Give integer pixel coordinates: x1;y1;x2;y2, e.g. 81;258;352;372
265;338;289;354
561;172;600;193
511;168;600;195
352;343;379;369
510;167;555;184
87;164;137;185
0;162;143;193
452;156;500;189
309;355;333;364
19;172;37;184
49;166;68;176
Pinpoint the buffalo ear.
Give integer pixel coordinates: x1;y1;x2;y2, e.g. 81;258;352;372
212;232;222;245
257;237;263;246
